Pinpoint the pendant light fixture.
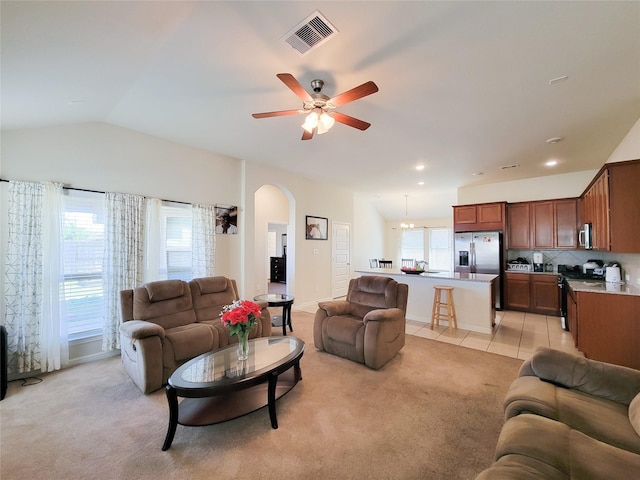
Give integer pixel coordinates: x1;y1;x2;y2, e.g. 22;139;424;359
400;195;414;229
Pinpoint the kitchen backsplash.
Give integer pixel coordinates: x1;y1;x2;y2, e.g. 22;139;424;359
507;250;640;287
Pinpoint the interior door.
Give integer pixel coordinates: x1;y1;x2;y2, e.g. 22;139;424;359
332;222;350;298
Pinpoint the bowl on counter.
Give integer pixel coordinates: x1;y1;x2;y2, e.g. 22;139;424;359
401;267;424;275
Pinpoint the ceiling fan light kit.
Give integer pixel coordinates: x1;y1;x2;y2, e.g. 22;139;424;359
253;73;378;140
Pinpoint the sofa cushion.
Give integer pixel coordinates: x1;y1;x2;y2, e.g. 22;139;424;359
494;414;640;480
132;280;196;330
163;324;217;362
505;375;640;455
146;280;186;302
190;276;238;322
630;393;640;437
529;347;640;405
346;276;398;318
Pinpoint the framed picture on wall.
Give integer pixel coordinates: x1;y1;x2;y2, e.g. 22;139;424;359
215;204;238;234
305;215;328;240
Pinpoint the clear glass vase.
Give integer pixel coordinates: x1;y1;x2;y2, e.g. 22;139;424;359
236;330;250;360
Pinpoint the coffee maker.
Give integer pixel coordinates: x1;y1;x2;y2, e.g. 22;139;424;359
533;252;544;272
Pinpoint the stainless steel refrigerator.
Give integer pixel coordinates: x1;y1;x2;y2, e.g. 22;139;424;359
454;231;503;309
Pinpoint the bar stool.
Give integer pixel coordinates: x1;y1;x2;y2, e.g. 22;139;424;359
431;286;458;333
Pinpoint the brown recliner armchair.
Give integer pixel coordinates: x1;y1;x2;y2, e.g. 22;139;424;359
119;277;271;394
314;276;409;369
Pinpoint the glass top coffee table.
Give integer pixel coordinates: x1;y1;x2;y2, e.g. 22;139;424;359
254;293;295;336
162;336;304;451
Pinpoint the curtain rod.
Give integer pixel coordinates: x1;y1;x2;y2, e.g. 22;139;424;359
0;178;190;205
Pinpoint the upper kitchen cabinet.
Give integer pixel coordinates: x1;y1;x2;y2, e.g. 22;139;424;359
453;202;506;232
581;159;640;253
508;199;578;250
507;202;531;249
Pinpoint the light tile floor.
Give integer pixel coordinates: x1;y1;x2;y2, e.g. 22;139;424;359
406;310;583;361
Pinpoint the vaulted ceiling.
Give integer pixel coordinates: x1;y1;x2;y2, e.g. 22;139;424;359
2;1;639;219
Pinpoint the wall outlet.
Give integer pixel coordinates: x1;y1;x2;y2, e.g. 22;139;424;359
625;274;630;282
313;248;319;255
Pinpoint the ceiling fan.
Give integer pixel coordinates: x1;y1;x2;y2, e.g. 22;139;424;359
252;73;379;140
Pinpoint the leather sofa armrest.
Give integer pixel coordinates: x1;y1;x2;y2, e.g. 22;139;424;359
120;320;165;340
529;347;640;405
363;308;404;323
317;300;352;317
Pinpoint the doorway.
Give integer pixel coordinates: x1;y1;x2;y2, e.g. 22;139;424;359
268;224;287;294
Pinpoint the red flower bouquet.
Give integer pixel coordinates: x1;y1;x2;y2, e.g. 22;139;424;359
221;300;261;360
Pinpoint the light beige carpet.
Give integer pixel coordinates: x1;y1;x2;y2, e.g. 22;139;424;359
0;312;522;480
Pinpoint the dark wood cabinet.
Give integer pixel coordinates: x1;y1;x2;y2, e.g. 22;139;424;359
531;201;554;249
554;199;578;249
530;274;560;315
507;203;531;249
453;202;506;232
580;159;640;253
504;272;531;311
508;199;577;250
270;256;286;283
505;272;560;315
570;287;640;369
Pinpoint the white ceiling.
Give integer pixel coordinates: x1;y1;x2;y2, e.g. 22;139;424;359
2;1;639;220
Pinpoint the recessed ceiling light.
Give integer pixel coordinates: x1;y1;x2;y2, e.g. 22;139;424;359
68;99;87;105
549;75;568;85
416;165;425;171
472;172;483;176
418;181;424;185
546;137;563;144
499;164;519;170
545;160;558;167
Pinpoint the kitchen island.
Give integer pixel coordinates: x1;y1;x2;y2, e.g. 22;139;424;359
355;269;498;334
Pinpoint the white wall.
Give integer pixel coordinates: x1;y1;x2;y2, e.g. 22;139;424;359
244;163;355;309
353;193;386;270
607;117;640;164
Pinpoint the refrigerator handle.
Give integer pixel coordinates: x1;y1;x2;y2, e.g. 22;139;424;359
469;243;476;272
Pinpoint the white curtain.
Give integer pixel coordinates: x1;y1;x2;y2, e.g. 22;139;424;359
192;203;216;278
102;192;145;351
4;181;67;375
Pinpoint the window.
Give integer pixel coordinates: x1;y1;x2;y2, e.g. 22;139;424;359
163;204;192;281
400;229;425;262
62;191;105;338
429;228;452;271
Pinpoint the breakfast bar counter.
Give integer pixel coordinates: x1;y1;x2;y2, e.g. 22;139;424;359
355;269;497;334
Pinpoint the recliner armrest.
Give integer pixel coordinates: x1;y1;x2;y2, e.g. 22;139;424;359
363;307;404;323
120;320;165;340
317;300;352;317
528;347;640;405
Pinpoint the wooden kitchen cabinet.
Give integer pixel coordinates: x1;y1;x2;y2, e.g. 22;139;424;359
530;274;560;315
510;198;578;250
505;272;560;315
507;203;531;249
453;202;506;232
504;272;531;311
581;159;640;252
570;287;640;369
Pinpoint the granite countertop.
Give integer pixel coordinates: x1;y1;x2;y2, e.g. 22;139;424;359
505;270;560;275
567;279;640;297
355;269;498;283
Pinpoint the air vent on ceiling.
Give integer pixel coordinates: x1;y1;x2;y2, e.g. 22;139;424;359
282;11;339;56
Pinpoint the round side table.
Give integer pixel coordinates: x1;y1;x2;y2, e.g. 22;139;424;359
254;293;295;336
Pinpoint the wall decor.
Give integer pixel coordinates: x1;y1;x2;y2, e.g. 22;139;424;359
305;215;328;240
215;204;238;234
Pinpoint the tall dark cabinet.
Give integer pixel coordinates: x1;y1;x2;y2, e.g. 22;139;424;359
270;256;286;283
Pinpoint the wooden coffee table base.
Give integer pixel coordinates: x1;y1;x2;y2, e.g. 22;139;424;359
162;363;301;451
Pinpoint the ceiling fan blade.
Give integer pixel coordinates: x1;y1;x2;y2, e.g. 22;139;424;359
301;128;315;141
252;109;302;119
277;73;312;102
329;81;379;107
332;112;371;131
